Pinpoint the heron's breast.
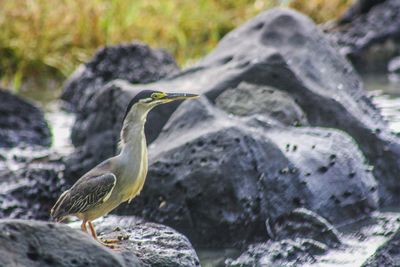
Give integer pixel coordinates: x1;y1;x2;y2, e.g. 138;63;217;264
118;143;148;203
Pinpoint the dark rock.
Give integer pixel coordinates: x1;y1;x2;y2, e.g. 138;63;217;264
65;9;400;209
0;219;144;267
362;226;400;266
61;42;179;111
338;0;386;25
326;0;400;73
215;82;308;126
96;215;200;267
0;89;51;148
266;208;341;248
0;148;67;220
225;238;327;267
115;97;378;247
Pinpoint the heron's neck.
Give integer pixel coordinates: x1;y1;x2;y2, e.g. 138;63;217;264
119;105;149;156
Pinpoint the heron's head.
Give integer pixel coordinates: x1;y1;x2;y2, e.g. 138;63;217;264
123;90;198;120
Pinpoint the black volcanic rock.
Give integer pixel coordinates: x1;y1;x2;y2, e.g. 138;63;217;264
327;0;400;73
362;226;400;266
225;239;327;267
0;217;199;267
0;219;144;267
0;148;67;220
0;89;51;148
266;208;342;248
96;216;200;267
61;42;179;112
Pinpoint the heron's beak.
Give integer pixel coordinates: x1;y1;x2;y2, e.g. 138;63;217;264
161;92;199;102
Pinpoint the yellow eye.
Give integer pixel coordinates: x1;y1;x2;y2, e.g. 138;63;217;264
151;92;166;99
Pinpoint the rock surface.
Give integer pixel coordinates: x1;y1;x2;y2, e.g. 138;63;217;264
326;0;400;73
96;215;200;267
61;42;179;111
215;82;308;126
0;148;67;220
0;219;144;267
362;226;400;266
225;239;327;267
266;208;342;248
65;8;400;211
0;89;51;148
116;97;378;247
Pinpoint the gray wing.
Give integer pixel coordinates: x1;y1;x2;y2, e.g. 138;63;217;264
51;173;116;219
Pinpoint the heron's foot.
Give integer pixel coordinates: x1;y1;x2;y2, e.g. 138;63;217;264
100;233;130;244
100;238;120;244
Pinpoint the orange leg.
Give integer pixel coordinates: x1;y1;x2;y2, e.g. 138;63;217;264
81;221;88;233
88;221;98;240
88;221;119;248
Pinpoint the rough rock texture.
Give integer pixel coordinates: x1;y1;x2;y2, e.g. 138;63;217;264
0;89;51;148
362;226;400;266
65;8;400;211
61;42;179;111
225;239;327;267
215;82;308;126
96;216;200;267
266;208;341;248
326;0;400;73
115;97;378;247
0;148;67;220
0;219;144;267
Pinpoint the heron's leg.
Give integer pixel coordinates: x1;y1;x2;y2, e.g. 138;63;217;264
81;220;88;233
88;221;98;240
88;221;119;248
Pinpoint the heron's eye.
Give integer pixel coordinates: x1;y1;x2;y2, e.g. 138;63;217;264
151;92;166;100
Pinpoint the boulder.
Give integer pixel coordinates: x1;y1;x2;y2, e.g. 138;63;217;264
0;89;51;148
95;215;200;267
115;97;378;247
266;208;341;248
215;82;308;126
65;8;400;210
326;0;400;73
0;148;67;220
61;42;179;111
362;226;400;266
0;219;144;267
225;239;327;267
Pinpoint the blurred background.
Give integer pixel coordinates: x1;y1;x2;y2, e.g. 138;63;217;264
0;0;352;92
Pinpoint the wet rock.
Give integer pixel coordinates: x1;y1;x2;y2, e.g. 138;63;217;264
65;9;400;209
95;215;200;267
362;226;400;266
0;219;144;267
115;97;378;247
225;238;327;267
326;0;400;73
215;82;308;126
0;148;67;220
0;89;51;148
266;208;341;248
387;56;400;82
61;42;179;111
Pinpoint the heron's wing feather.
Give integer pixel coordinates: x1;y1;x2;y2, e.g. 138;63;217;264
55;173;116;217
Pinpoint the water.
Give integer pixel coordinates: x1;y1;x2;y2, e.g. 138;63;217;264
16;74;400;266
17;79;75;155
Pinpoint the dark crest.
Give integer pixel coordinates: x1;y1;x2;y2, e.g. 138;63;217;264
122;90;157;121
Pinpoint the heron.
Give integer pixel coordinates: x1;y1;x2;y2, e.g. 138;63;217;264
51;90;198;246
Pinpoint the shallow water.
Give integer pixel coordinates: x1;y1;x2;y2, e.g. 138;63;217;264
16;74;400;266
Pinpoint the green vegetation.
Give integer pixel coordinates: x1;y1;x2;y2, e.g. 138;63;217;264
0;0;351;90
